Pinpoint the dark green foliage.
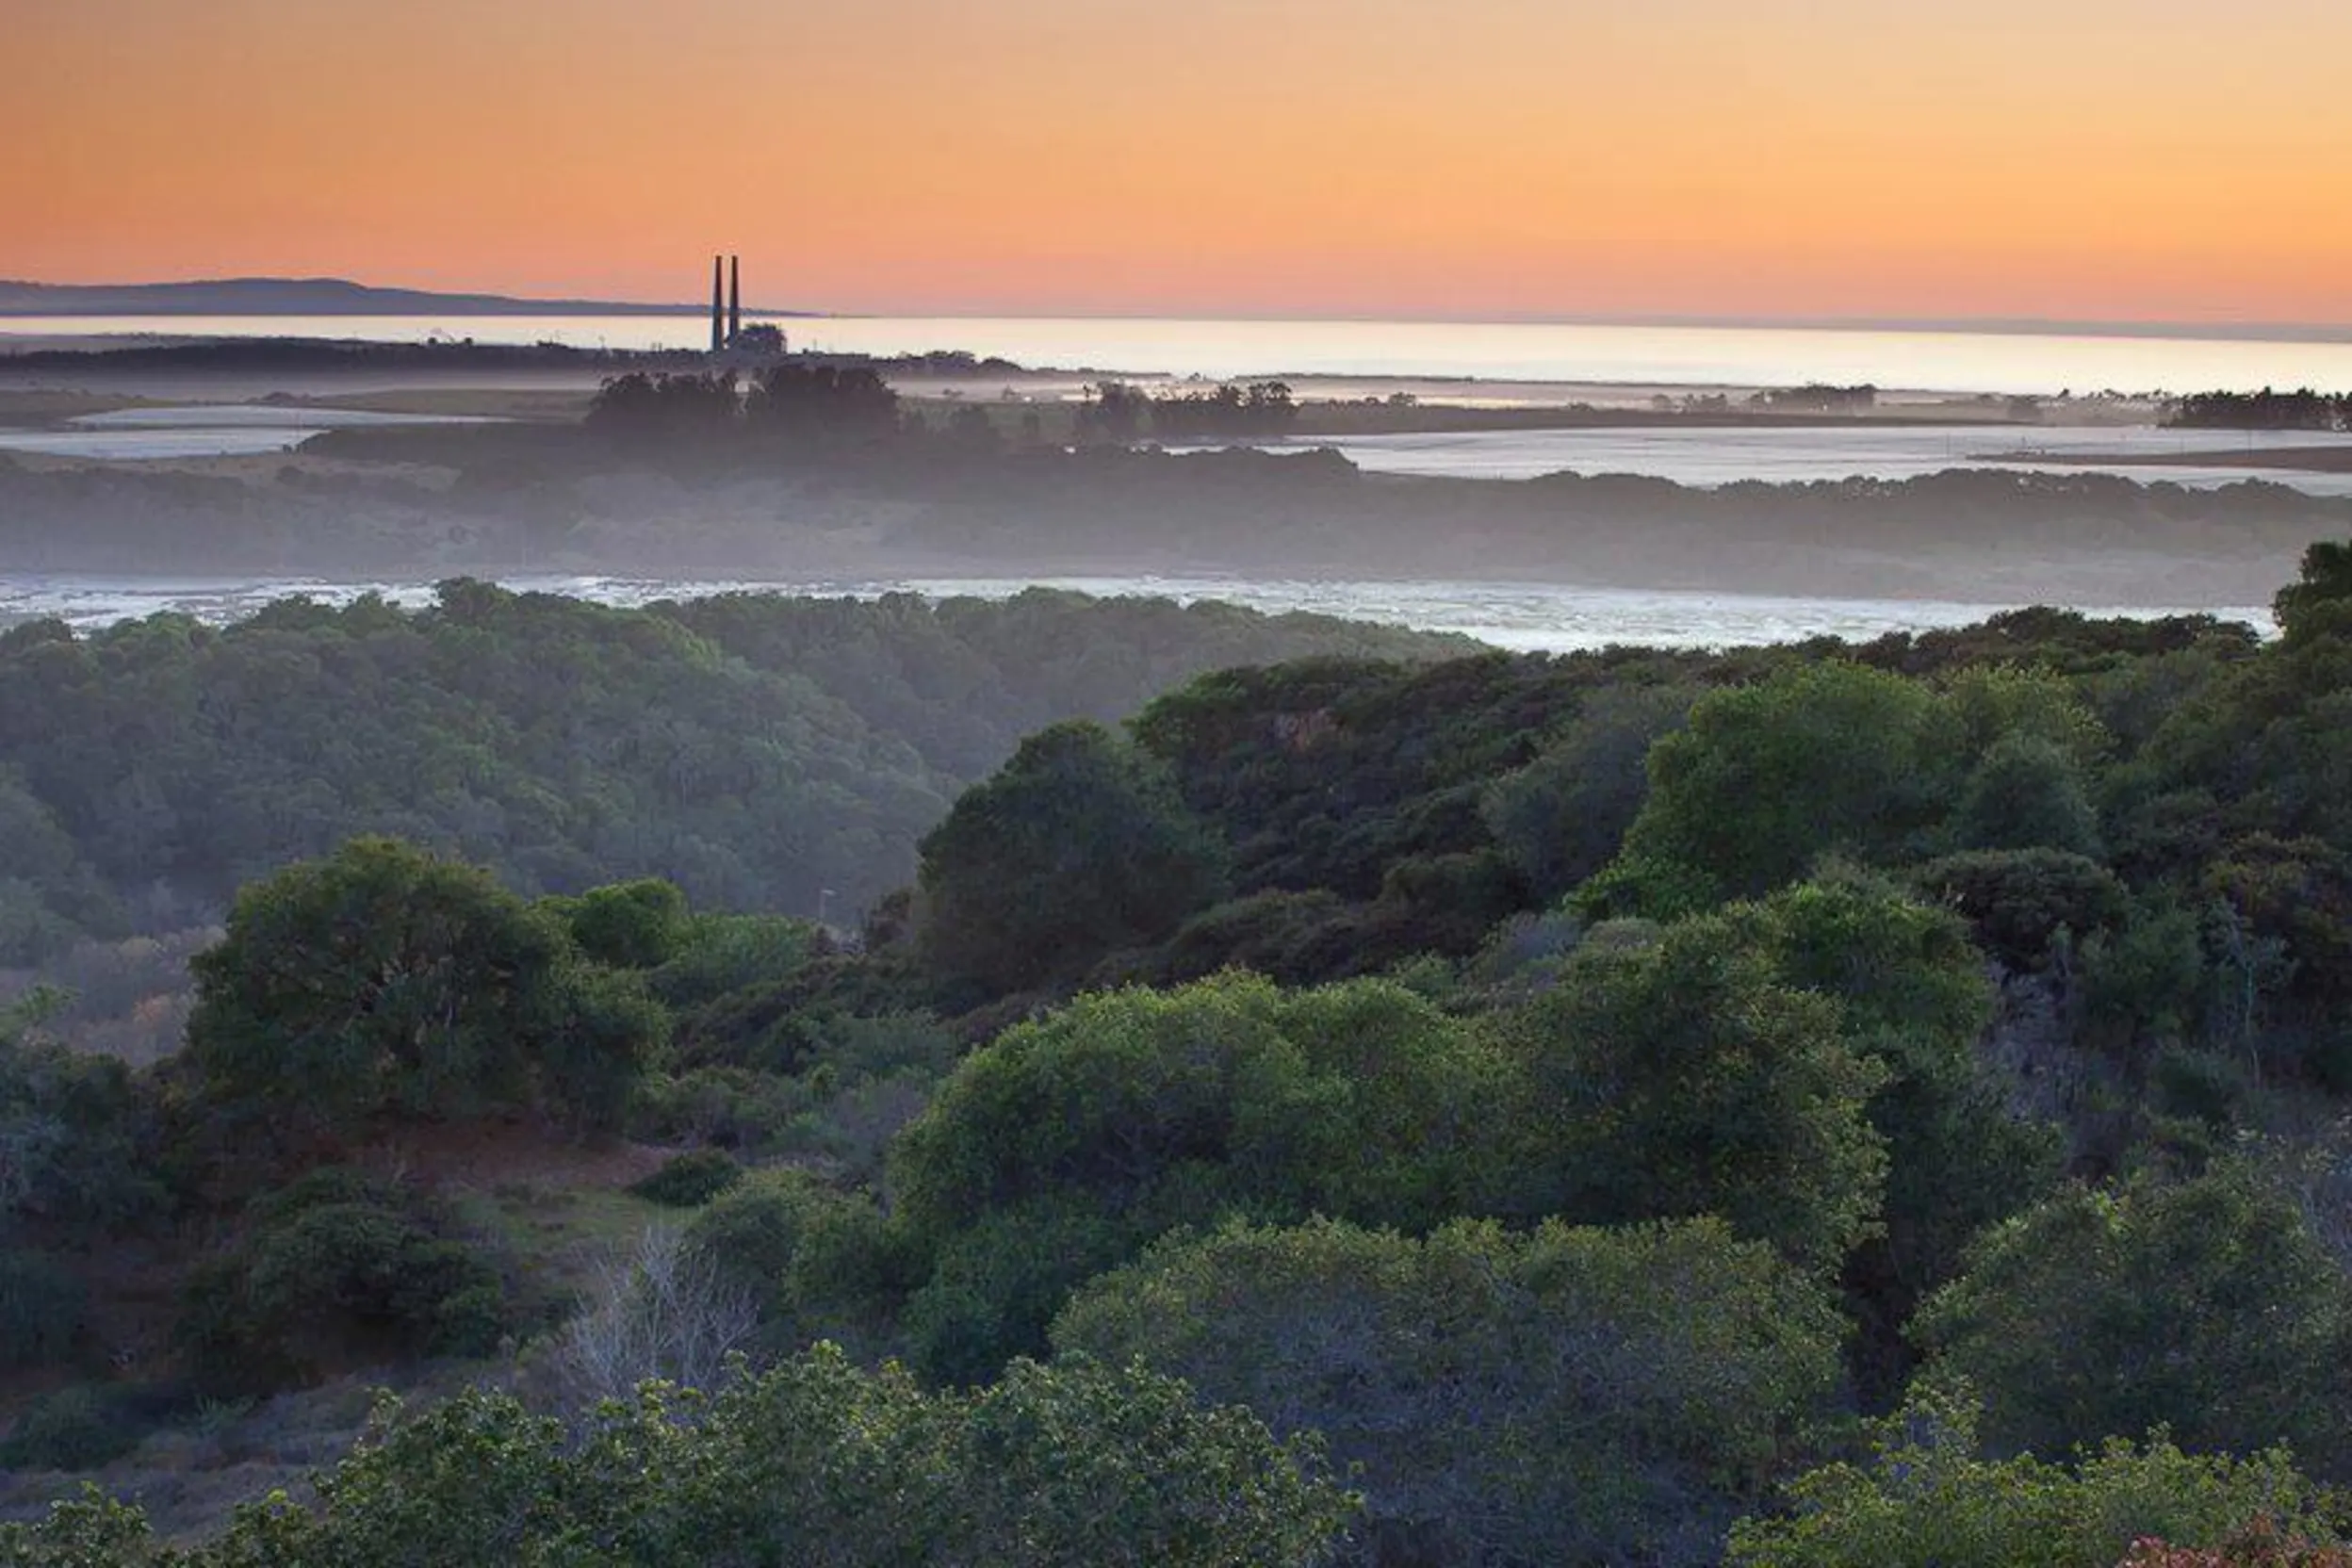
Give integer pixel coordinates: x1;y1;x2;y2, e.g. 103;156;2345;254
1725;874;2064;1395
1742;879;2060;1261
1615;661;1962;900
1;997;165;1243
186;837;660;1140
2205;835;2352;1008
1056;1216;1842;1568
0;1248;86;1372
681;1168;904;1351
100;1349;1352;1567
888;973;1507;1378
2078;895;2212;1047
550;878;691;971
0;1384;145;1473
2278;538;2352;644
1952;732;2105;857
0;1486;155;1565
1502;914;1891;1274
0;584;1444;947
1138;888;1355;986
0;773;125;966
903;1192;1136;1388
16;554;2352;1553
1727;1384;2344;1568
915;722;1229;995
1913;1165;2352;1475
175;1168;515;1392
646;914;823;1014
1912;847;2130;966
1481;681;1699;900
629;1149;743;1208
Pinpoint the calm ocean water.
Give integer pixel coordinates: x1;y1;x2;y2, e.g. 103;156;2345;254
7;314;2352;396
0;574;2275;652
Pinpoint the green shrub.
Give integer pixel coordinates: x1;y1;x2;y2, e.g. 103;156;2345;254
682;1168;903;1355
1726;1385;2344;1568
0;1486;154;1566
1502;915;1890;1275
1612;661;1963;899
187;837;661;1142
1481;682;1699;901
1913;1165;2352;1476
2079;898;2211;1047
0;1382;146;1471
1911;848;2130;967
179;1348;1352;1568
888;972;1511;1378
0;1246;87;1371
629;1065;803;1151
916;721;1230;995
1057;1215;1841;1568
629;1148;743;1208
1952;732;2105;857
550;877;691;971
176;1172;514;1392
903;1192;1134;1388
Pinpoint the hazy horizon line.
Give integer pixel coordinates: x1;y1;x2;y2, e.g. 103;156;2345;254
8;273;2352;348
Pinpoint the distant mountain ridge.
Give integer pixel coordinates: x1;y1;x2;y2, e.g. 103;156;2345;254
0;277;808;318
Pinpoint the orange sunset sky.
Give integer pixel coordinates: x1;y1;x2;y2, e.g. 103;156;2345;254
8;0;2351;324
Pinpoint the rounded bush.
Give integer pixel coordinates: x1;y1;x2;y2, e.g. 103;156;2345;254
0;1383;145;1471
629;1148;744;1208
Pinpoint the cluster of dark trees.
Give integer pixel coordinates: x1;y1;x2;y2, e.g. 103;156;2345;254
0;582;1450;967
585;363;911;447
10;423;2348;599
1075;378;1298;442
12;544;2352;1564
1748;384;1879;415
2167;387;2352;432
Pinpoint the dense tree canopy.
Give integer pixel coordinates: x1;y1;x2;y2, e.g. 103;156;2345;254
1913;1166;2352;1475
1055;1216;1842;1568
886;973;1506;1381
0;1350;1352;1567
186;838;661;1139
913;722;1229;994
19;545;2352;1562
1501;913;1892;1274
0;583;1449;961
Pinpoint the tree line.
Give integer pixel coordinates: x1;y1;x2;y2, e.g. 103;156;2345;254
10;544;2352;1562
0;582;1454;970
2166;387;2352;432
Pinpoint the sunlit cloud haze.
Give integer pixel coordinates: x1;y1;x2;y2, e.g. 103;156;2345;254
9;0;2350;323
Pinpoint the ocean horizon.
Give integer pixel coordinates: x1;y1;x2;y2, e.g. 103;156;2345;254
9;313;2352;397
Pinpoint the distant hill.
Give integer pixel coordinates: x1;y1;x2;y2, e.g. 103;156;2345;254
0;277;808;318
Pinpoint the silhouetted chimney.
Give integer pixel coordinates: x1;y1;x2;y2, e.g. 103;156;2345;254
710;255;724;353
728;256;742;345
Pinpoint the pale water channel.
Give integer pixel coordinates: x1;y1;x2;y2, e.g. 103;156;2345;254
0;574;2274;652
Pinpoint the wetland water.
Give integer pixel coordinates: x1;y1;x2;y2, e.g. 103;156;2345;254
0;573;2273;652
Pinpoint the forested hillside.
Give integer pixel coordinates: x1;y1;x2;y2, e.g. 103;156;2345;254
10;546;2352;1566
0;581;1460;961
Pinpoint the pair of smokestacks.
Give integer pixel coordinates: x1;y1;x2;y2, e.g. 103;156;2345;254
710;254;741;352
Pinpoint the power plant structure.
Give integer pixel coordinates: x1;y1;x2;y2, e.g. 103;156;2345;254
707;254;788;364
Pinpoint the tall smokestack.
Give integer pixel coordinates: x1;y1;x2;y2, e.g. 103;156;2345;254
710;254;725;353
728;255;742;344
